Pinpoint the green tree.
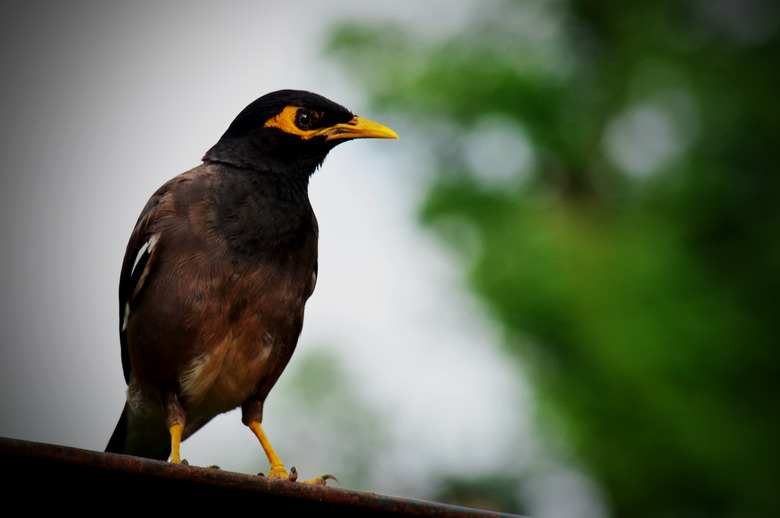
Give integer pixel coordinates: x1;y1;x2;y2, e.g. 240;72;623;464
328;1;780;516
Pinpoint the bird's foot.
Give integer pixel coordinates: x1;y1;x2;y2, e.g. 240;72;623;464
292;467;338;486
302;473;338;486
248;421;336;485
260;464;337;486
263;462;292;480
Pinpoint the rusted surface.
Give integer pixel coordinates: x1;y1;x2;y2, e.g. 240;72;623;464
0;437;523;516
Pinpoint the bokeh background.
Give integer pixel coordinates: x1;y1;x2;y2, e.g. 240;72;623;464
1;1;778;517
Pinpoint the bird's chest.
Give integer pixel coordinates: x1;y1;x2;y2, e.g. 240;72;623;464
177;224;318;415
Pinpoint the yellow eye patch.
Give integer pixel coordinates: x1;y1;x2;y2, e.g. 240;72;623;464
264;106;324;139
264;105;399;142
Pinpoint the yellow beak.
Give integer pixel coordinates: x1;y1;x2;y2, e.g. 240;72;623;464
319;116;399;141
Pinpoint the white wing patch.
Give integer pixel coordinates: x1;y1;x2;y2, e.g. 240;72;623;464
123;233;160;332
122;302;130;332
131;234;159;280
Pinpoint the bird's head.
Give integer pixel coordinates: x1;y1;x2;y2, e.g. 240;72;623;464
204;90;398;173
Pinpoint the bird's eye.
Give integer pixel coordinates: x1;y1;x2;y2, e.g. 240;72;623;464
295;109;315;130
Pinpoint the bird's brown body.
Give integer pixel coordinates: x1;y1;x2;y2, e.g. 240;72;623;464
106;90;397;476
121;164;317;454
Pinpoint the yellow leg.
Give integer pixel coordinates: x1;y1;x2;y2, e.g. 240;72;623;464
248;420;336;485
248;421;288;479
169;423;183;464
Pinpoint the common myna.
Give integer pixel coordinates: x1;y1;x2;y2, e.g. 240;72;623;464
105;90;398;482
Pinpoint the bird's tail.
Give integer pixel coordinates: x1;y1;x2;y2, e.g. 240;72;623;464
105;403;171;461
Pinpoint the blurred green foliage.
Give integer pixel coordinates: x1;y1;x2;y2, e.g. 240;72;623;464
329;0;780;516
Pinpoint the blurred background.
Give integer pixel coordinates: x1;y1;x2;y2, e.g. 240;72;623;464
1;1;778;516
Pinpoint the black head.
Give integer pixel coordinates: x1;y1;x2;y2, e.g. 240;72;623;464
204;90;398;173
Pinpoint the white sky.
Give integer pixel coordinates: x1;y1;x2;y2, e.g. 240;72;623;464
0;2;607;515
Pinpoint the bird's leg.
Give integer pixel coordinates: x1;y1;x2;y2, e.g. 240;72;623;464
169;423;183;463
248;420;289;479
242;399;289;477
165;391;186;464
243;399;335;485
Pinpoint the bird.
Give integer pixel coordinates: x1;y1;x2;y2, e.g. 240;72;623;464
105;89;398;483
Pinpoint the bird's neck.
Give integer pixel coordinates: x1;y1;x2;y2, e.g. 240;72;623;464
203;134;328;175
211;166;315;263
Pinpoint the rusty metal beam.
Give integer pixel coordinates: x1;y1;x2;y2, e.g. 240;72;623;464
0;437;523;516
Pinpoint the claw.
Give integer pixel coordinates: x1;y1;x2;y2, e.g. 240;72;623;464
288;466;298;482
303;474;338;486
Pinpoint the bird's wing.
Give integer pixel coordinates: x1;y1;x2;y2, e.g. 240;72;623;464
118;183;169;383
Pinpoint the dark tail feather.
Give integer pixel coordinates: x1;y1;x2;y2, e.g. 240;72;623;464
105;403;171;461
105;403;129;453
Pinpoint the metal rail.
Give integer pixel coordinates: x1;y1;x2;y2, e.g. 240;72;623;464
0;437;523;516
